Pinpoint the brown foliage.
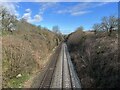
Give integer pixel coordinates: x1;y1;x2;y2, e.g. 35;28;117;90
66;30;119;88
2;21;61;87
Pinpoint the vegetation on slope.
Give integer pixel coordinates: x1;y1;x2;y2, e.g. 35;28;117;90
1;7;63;88
66;16;119;88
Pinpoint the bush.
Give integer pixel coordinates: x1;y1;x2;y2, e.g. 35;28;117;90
67;30;119;88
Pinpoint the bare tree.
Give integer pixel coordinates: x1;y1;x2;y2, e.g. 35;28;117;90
0;6;17;32
20;18;27;23
109;16;118;30
92;16;118;35
101;16;118;35
38;25;41;30
76;26;84;31
101;16;109;31
52;25;61;35
92;23;101;34
52;25;63;43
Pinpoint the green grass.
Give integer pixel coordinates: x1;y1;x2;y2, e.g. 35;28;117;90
0;31;1;36
3;59;10;72
2;30;11;36
8;73;30;88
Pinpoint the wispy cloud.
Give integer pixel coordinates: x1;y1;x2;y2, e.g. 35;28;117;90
0;0;119;2
25;8;31;13
71;11;91;16
56;2;110;16
39;2;58;14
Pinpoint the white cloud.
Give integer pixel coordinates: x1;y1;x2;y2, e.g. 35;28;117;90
25;8;31;13
57;10;68;14
71;11;91;16
22;12;31;21
39;2;58;14
22;8;42;23
0;0;119;2
22;8;32;21
33;15;42;22
56;2;111;16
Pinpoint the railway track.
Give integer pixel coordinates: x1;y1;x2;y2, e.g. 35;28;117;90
39;43;81;89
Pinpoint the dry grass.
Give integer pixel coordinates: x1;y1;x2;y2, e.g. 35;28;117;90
2;21;61;88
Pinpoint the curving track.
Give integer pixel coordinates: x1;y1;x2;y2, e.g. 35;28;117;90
39;43;81;89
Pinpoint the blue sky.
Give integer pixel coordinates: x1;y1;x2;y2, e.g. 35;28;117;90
6;2;118;34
